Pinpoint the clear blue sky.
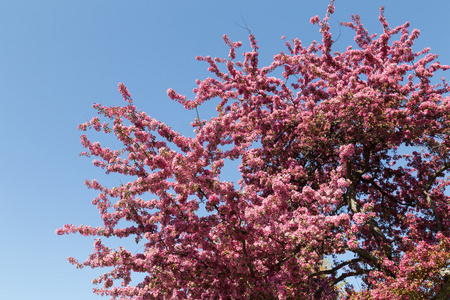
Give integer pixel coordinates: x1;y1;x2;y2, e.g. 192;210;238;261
0;0;449;299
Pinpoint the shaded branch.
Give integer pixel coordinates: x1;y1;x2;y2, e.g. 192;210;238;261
310;257;365;286
316;258;362;277
334;269;368;286
424;163;450;232
345;180;392;258
435;275;450;300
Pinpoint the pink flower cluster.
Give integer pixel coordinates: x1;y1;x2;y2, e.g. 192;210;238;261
58;2;450;299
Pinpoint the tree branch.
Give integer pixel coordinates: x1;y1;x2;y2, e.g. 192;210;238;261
333;269;368;286
314;258;362;277
435;275;450;300
345;180;392;258
423;163;450;232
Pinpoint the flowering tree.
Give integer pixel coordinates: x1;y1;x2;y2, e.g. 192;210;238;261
58;2;450;299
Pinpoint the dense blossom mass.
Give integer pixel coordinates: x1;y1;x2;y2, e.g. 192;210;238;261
58;2;450;299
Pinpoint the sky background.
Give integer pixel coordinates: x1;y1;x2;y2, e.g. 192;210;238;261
1;0;449;299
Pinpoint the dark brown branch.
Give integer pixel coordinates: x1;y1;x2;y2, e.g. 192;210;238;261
334;269;368;286
423;163;450;232
345;180;392;258
242;240;256;279
435;276;450;300
350;247;395;278
315;258;362;277
350;248;380;267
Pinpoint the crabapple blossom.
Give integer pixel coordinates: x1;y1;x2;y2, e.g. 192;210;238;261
58;2;450;299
